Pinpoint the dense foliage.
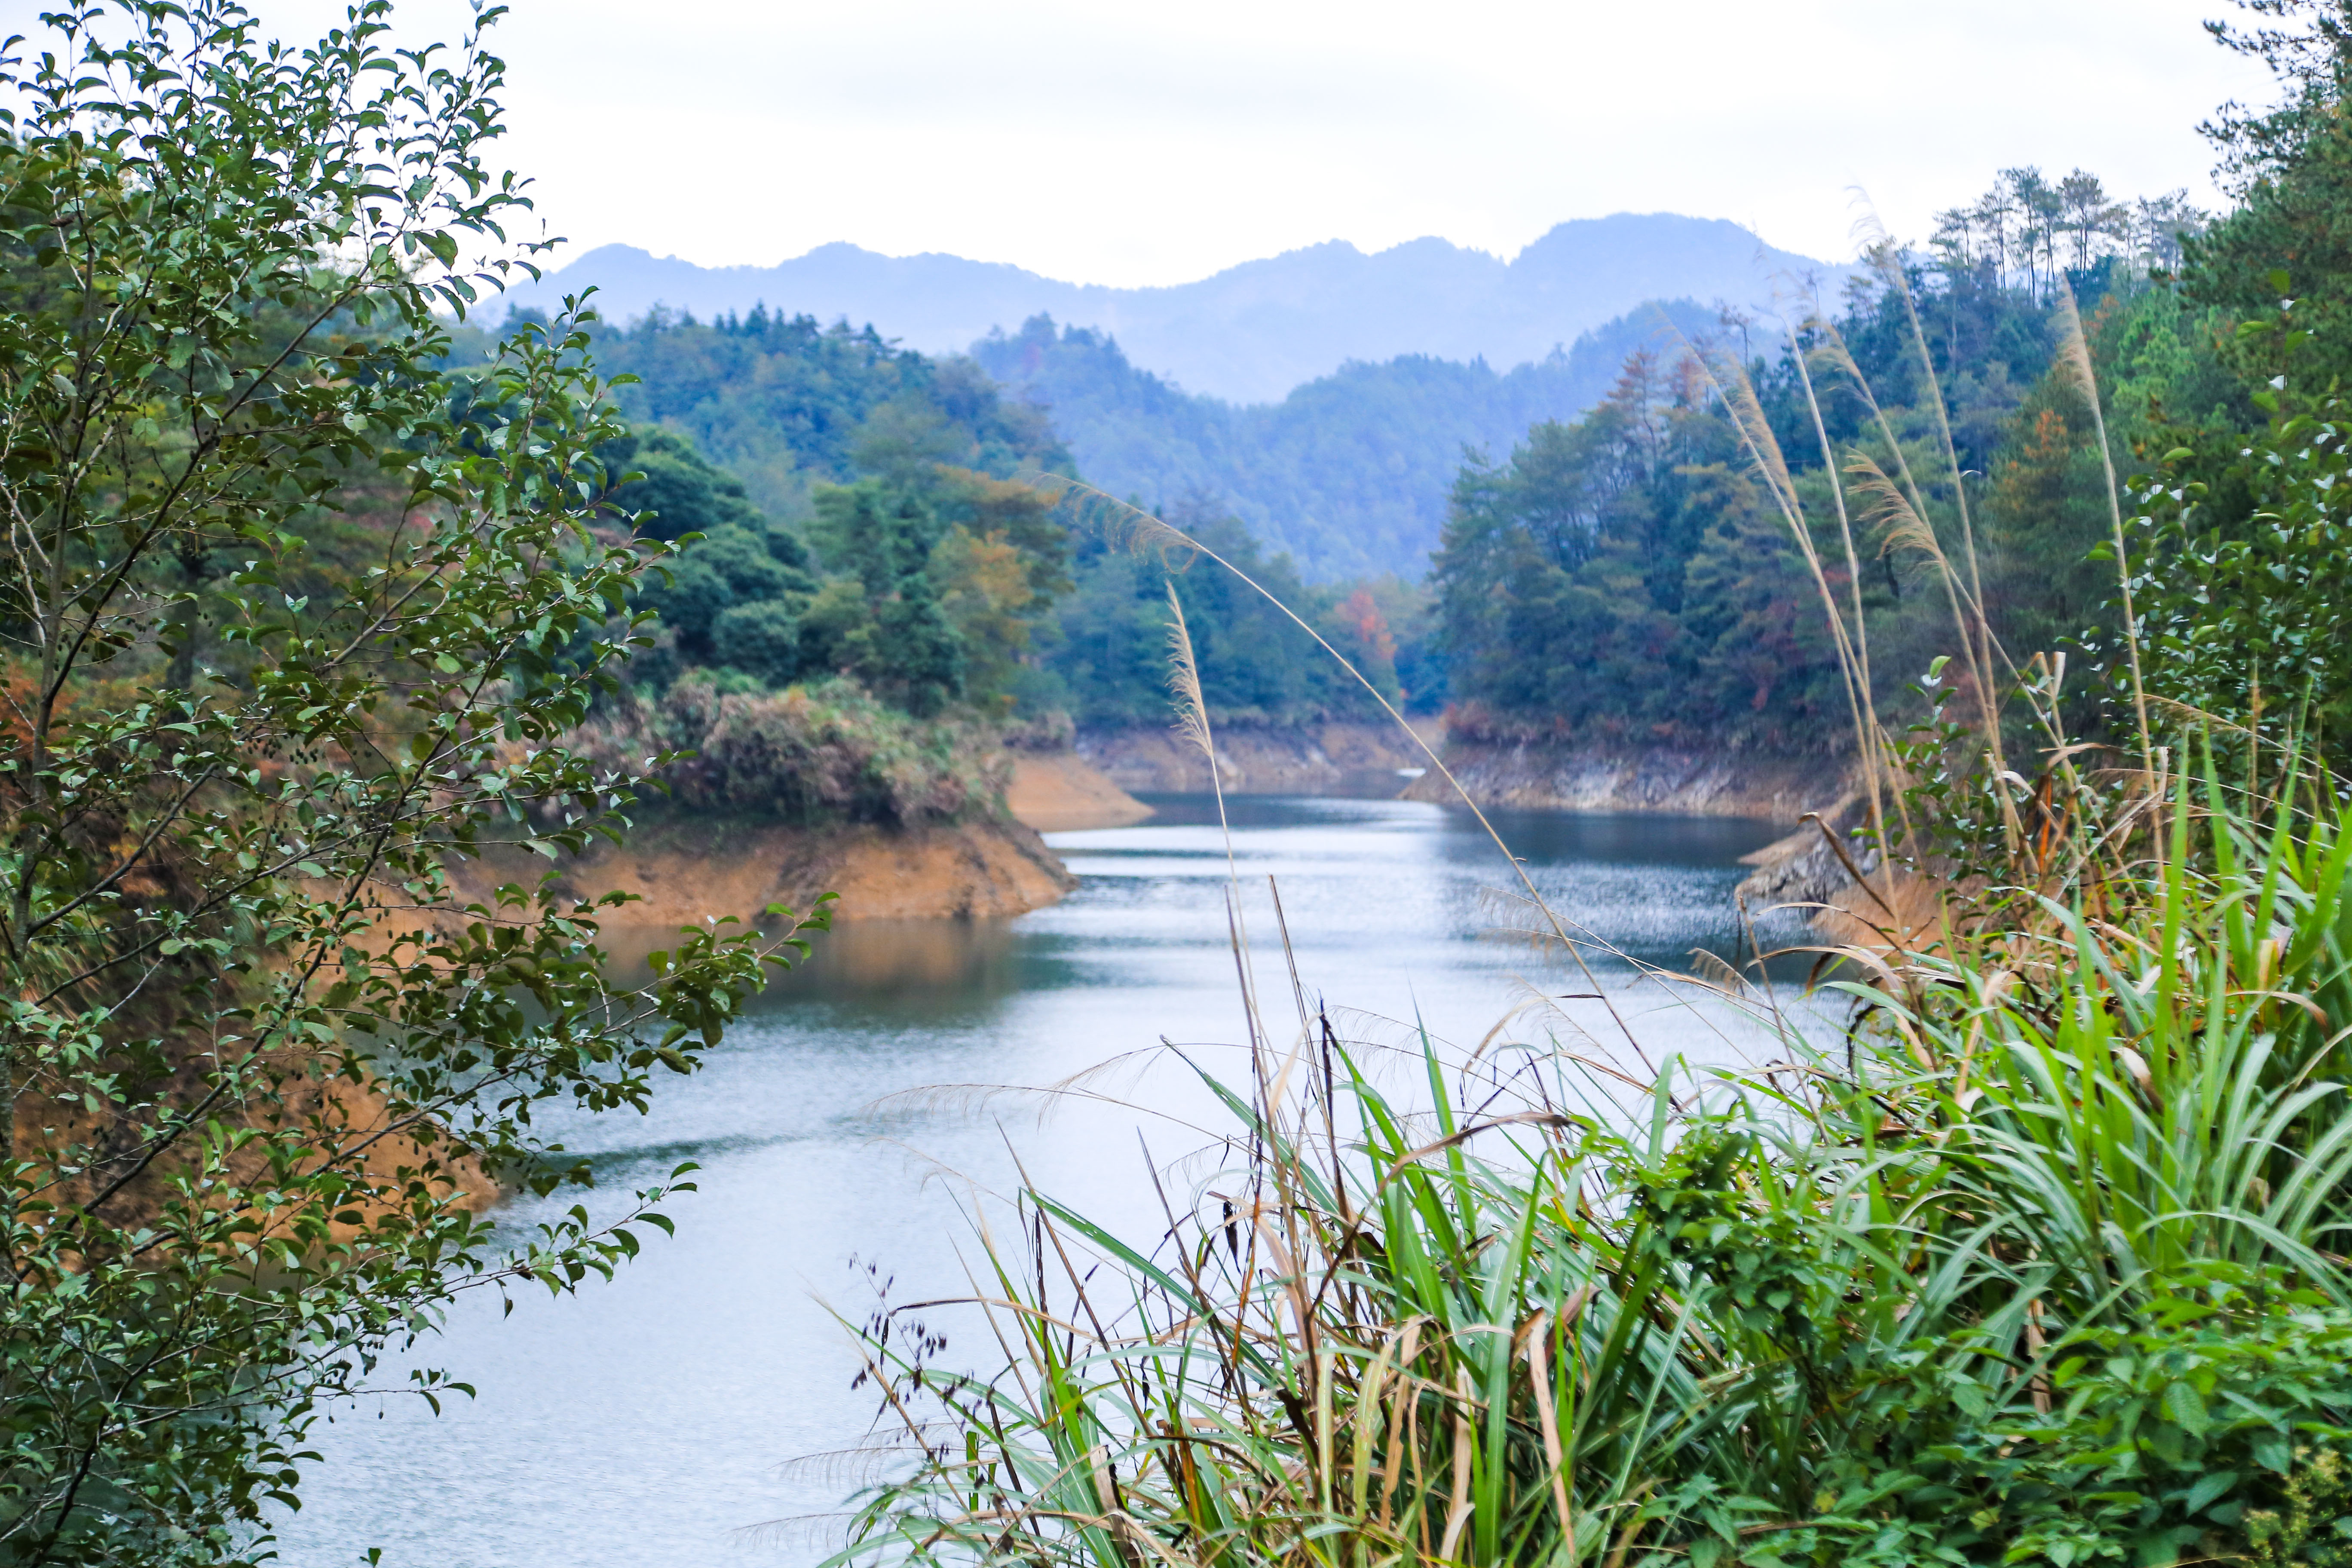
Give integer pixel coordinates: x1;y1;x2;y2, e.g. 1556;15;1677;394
0;7;816;1564
568;674;1010;826
1433;175;2232;753
588;307;1068;522
1049;498;1432;725
521;315;1080;723
2186;0;2352;384
544;309;1445;729
1433;351;1842;749
972;304;1721;582
2120;0;2352;752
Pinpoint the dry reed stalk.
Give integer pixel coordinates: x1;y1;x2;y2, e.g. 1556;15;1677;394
1809;319;2009;768
1164;583;1234;881
1857;220;1993;626
1682;334;1925;941
2052;279;2157;777
1779;306;1899;892
1167;579;1285;1217
1684;349;1865;715
1527;1310;1573;1538
1439;1368;1476;1561
1867;225;2141;888
1810;315;2038;866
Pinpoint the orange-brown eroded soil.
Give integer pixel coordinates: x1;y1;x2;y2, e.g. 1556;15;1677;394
1004;752;1154;831
454;814;1078;926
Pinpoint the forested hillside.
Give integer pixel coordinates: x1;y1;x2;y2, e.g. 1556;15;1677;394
557;309;1420;730
1434;167;2222;753
970;303;1720;580
585;309;1056;522
552;164;2232;756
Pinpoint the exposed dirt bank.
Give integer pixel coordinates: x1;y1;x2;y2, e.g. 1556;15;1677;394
1074;720;1439;794
1406;736;1852;823
455;814;1076;925
1729;793;1881;906
1006;752;1155;830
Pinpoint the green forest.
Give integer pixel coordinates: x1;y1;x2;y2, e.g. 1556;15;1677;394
551;307;1432;732
548;168;2235;762
968;302;1721;580
1434;169;2238;753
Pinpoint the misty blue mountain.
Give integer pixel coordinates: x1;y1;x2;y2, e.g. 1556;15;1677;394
506;213;1847;404
970;304;1724;580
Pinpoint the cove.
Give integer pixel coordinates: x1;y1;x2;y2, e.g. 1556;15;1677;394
276;794;1795;1568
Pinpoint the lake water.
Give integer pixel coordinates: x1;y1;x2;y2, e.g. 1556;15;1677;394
275;793;1799;1568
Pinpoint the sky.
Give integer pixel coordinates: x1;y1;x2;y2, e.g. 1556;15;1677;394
19;0;2285;289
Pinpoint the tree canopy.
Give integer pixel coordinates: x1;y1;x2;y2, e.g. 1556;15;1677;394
0;8;811;1562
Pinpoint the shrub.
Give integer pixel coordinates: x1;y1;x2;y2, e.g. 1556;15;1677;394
570;674;1008;827
0;8;813;1562
714;599;805;684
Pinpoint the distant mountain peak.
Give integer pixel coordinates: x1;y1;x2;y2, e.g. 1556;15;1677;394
505;216;1853;403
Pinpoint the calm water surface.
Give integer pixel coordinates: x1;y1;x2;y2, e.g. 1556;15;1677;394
278;795;1797;1568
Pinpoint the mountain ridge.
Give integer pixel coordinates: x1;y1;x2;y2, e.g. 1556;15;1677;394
969;303;1721;580
502;214;1854;403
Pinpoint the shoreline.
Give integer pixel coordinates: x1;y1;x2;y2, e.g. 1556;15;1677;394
1073;719;1439;795
456;812;1080;925
452;732;1856;930
1404;733;1852;823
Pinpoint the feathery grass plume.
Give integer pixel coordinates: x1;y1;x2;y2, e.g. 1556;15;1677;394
1776;297;1898;882
1166;579;1275;1122
1164;582;1234;878
1807;315;2009;767
1855;209;1993;630
1846;448;1952;567
2053;276;2157;775
1858;212;2148;874
1676;308;1897;895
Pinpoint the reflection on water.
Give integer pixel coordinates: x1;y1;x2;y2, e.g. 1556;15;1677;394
772;918;1026;1004
277;796;1798;1568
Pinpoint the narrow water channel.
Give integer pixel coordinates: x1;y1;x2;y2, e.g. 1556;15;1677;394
278;795;1797;1568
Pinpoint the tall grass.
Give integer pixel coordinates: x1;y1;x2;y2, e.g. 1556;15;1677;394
815;276;2352;1568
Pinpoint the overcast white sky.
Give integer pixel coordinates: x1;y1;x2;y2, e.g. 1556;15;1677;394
21;0;2286;288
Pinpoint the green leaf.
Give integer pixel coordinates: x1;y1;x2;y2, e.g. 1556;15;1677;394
2162;1380;2209;1436
2184;1470;2237;1516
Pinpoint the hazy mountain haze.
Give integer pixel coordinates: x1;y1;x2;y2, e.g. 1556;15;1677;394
505;214;1851;404
271;0;2260;291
